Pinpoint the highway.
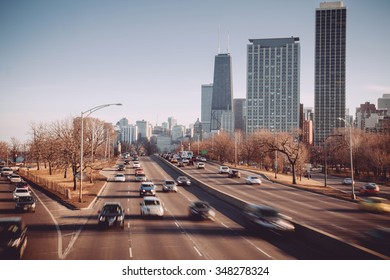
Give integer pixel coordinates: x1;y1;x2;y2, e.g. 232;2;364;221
1;155;389;260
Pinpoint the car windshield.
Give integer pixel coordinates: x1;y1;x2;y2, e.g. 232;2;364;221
193;202;209;209
102;205;121;214
16;189;29;193
165;181;175;185
17;196;34;202
178;177;188;181
144;200;160;206
250;177;259;180
365;184;376;190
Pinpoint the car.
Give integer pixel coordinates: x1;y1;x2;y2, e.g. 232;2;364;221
246;175;262;185
9;174;22;183
139;182;156;197
181;158;190;165
188;201;216;221
358;197;390;213
218;165;230;174
15;195;36;212
342;178;354;185
13;188;31;200
140;196;164;218
170;158;178;163
176;176;191;186
199;157;207;162
134;168;145;176
243;204;295;233
196;162;205;169
14;181;30;191
114;173;126;182
133;161;141;168
0;217;28;259
361;227;390;255
360;183;380;196
228;169;241;178
135;173;147;182
162;180;178;192
124;159;130;165
97;202;125;229
117;164;125;171
1;167;13;177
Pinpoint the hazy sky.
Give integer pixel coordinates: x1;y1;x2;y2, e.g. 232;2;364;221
1;0;389;142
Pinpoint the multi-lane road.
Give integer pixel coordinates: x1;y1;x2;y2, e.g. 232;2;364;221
1;156;389;259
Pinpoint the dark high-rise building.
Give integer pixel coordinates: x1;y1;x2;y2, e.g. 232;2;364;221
314;1;347;145
211;53;233;131
233;98;246;132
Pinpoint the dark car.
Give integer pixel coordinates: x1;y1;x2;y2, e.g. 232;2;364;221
228;169;241;178
0;217;28;259
188;201;216;221
139;182;156;197
176;176;191;186
15;195;36;212
117;164;125;171
97;202;125;229
361;227;390;256
243;204;295;233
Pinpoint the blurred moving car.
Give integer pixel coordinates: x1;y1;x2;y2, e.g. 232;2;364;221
196;162;205;169
360;183;380;196
140;197;164;218
176;176;191;186
162;180;177;192
9;174;22;183
135;173;147;182
361;227;390;255
218;165;230;174
0;217;28;259
97;202;125;229
133;161;141;168
114;173;126;182
243;204;295;233
358;197;390;213
117;164;125;171
13;188;31;200
15;195;36;212
245;175;262;185
342;178;354;185
135;168;145;176
188;200;216;221
228;169;241;178
1;167;13;177
139;182;156;197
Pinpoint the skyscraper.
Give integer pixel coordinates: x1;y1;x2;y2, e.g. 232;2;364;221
314;1;347;145
211;53;233;131
201;83;213;133
246;37;300;133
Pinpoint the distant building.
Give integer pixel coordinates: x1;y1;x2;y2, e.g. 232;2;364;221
233;98;246;132
246;37;300;133
356;102;388;131
314;1;347;145
201;83;213;133
167;117;177;131
378;94;390;114
136;120;150;140
193;118;203;141
171;125;185;142
220;110;234;133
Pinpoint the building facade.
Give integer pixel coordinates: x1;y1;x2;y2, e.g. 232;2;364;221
246;37;300;133
201;84;213;133
233;98;246;132
314;1;347;145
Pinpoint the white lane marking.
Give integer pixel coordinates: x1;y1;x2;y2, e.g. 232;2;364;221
129;247;133;258
331;224;348;231
193;246;202;257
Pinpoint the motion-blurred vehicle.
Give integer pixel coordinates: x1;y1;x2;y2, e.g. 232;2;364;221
228;169;241;178
360;183;380;196
243;204;295;233
245;175;262;185
133;161;141;168
342;178;354;185
135;173;147;182
176;176;191;186
140;197;164;218
134;168;145;176
188;201;216;221
0;217;28;259
361;227;390;255
218;165;229;174
8;174;22;183
13;188;31;200
196;162;205;169
139;181;156;197
15;195;36;212
1;167;13;177
114;173;126;182
162;180;177;192
358;197;390;213
97;202;125;229
117;164;125;171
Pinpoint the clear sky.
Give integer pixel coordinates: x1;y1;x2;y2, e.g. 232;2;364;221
1;0;389;142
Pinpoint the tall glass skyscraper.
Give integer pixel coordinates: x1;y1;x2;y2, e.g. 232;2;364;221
246;37;300;133
211;53;233;131
314;1;347;145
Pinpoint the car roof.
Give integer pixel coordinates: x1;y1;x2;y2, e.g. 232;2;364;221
103;202;122;207
143;196;160;201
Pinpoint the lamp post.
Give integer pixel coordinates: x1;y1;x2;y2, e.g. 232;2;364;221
324;134;342;187
79;103;122;202
338;117;356;200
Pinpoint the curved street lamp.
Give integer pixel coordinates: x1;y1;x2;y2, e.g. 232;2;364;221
79;103;122;202
338;117;356;200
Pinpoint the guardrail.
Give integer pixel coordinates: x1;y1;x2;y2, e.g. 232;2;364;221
152;155;388;260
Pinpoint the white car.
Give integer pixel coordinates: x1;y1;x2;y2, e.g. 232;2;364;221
196;162;205;169
246;175;262;185
218;165;230;174
133;161;141;168
1;167;13;177
140;197;164;218
9;174;22;183
13;188;31;200
135;173;147;182
162;180;178;192
114;173;126;182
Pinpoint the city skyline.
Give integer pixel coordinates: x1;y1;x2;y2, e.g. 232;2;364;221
1;0;389;142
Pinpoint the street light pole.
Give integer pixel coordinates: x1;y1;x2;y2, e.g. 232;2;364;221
338;117;356;200
79;103;122;202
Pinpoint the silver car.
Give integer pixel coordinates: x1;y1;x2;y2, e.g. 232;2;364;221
140;197;164;218
162;180;178;192
246;176;262;185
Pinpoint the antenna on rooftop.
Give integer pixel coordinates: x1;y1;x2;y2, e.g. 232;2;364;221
218;24;221;54
227;31;230;53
